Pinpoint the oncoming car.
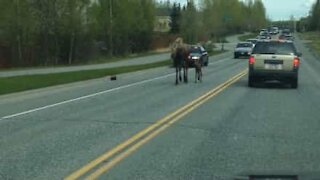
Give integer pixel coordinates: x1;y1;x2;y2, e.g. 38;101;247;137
234;42;254;59
188;45;209;66
248;40;302;88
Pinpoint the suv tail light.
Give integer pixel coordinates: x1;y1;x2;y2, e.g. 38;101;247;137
293;57;299;67
249;56;255;65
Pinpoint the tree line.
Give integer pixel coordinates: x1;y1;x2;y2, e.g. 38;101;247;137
0;0;155;67
297;0;320;32
0;0;268;67
168;0;268;44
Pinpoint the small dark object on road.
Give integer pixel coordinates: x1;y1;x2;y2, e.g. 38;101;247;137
110;75;117;81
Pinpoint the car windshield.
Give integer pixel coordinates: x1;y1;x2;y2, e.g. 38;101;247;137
247;39;257;44
253;42;297;55
189;47;202;54
237;43;252;48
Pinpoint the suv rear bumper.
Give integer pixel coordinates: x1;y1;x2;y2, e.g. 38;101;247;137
249;68;298;81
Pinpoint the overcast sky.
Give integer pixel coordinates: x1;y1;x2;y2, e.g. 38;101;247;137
159;0;316;20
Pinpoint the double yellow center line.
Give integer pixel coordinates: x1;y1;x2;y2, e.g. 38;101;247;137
65;69;248;180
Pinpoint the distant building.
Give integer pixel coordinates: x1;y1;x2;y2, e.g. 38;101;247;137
154;7;171;32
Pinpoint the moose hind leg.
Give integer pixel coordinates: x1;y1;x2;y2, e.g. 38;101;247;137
184;67;188;83
195;68;198;83
175;67;179;85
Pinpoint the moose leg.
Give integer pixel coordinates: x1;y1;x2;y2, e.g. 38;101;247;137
195;68;198;83
184;65;188;83
179;66;182;82
175;66;179;85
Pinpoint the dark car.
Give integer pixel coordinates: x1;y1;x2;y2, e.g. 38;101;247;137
285;34;295;41
278;34;286;40
278;34;294;41
188;46;209;67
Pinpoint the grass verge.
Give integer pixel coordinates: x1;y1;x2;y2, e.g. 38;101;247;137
0;49;170;72
300;31;320;53
0;60;171;96
238;33;258;41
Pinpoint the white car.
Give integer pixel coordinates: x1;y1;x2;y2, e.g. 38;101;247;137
234;42;254;59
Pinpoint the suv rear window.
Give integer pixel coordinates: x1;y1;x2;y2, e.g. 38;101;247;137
252;42;297;55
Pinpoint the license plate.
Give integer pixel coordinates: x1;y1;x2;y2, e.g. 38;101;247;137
264;64;283;70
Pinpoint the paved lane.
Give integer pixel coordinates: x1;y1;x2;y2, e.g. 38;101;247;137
98;37;320;179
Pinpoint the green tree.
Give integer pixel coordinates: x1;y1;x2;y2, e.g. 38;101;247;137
309;0;320;30
200;0;267;40
170;3;181;34
180;0;200;43
0;0;37;65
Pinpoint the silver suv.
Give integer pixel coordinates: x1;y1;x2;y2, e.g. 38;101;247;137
248;40;302;88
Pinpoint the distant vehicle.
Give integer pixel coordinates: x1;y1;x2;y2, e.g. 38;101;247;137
260;29;268;33
257;35;271;40
270;27;279;35
281;29;291;36
246;39;258;46
285;34;295;41
283;28;291;33
278;34;286;40
258;31;271;40
248;40;302;88
188;45;209;67
234;42;254;59
259;31;269;36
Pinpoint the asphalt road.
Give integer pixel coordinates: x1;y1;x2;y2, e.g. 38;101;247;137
1;35;320;180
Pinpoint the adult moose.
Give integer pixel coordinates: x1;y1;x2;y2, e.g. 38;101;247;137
171;38;190;85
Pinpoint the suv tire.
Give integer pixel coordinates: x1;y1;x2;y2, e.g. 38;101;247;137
291;77;298;88
248;75;256;87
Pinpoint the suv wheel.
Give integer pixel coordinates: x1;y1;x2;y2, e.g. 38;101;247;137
291;78;298;88
248;75;256;87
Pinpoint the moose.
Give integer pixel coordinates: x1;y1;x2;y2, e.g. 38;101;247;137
171;38;203;85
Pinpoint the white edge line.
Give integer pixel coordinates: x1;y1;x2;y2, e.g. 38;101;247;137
1;73;174;120
0;56;231;120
